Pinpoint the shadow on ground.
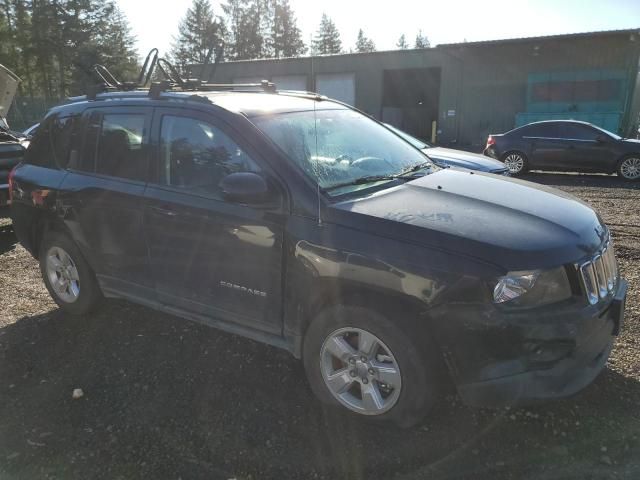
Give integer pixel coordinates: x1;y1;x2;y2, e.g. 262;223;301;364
1;302;639;479
0;222;17;255
520;172;640;190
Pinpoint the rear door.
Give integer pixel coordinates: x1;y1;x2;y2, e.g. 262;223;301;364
521;122;567;169
143;108;285;333
59;106;153;294
560;123;615;172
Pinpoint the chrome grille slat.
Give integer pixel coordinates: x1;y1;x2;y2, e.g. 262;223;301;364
579;237;618;305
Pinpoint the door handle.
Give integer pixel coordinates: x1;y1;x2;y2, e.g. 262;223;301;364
150;205;177;217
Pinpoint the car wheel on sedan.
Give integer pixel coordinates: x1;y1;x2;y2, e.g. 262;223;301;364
303;304;443;427
617;155;640;181
39;231;102;315
502;151;528;176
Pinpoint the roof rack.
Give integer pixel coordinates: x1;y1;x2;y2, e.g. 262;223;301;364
86;46;278;100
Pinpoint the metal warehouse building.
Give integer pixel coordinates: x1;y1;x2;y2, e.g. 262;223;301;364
193;29;640;149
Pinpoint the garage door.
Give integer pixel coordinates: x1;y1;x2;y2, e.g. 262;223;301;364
272;75;307;91
315;73;355;105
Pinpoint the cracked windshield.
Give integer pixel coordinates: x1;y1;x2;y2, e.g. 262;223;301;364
0;0;639;478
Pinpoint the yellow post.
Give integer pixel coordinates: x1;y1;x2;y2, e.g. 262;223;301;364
431;120;437;144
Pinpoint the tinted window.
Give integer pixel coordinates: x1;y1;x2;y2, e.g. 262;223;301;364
561;123;599;141
159;115;260;197
23;116;52;166
50;114;81;168
519;123;561;138
76;112;148;181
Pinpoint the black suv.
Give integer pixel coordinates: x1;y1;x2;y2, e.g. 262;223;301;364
484;120;640;179
10;89;627;426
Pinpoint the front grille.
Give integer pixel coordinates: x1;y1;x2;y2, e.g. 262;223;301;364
579;240;618;305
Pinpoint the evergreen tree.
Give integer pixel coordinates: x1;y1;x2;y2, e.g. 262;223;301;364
311;13;341;55
221;0;271;60
355;28;375;53
414;29;430;48
396;34;409;50
170;0;225;71
272;0;305;58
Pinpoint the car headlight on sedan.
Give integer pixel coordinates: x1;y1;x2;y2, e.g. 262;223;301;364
493;266;572;306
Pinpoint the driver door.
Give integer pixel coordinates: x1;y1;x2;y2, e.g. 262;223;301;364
143;108;285;333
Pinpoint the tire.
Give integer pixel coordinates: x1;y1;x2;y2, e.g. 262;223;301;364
617;155;640;181
39;231;102;315
303;304;442;428
502;151;528;176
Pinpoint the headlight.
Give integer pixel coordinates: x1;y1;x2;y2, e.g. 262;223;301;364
493;266;572;306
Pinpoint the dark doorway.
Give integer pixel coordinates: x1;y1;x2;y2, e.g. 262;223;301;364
382;68;441;142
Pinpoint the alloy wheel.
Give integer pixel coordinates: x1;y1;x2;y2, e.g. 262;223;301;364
620;157;640;180
45;246;80;303
504;153;525;174
319;327;402;415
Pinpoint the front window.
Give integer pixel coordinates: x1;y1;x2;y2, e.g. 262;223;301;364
252;109;436;196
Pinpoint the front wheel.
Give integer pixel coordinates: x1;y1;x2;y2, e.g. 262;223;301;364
617;156;640;181
502;151;528;176
40;231;102;315
303;305;442;427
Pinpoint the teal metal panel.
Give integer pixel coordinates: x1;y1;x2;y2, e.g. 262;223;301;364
525;69;627;114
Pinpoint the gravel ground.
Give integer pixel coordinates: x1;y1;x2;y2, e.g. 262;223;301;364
0;172;639;480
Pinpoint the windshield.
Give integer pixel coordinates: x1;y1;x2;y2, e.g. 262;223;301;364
384;123;433;149
252;109;435;195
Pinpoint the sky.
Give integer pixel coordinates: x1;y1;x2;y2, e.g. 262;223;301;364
120;0;640;59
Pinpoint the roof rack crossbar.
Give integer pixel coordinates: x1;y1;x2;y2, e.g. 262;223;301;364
137;48;159;87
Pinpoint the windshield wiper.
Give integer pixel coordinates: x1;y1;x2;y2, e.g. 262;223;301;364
397;161;433;177
324;161;435;192
324;174;400;191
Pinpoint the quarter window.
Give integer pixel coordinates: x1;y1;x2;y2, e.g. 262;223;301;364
159;115;260;197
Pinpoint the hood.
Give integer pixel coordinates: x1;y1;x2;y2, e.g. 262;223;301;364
425;147;506;172
0;64;20;119
331;169;606;271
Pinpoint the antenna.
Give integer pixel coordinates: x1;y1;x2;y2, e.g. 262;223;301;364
207;42;225;83
312;92;322;227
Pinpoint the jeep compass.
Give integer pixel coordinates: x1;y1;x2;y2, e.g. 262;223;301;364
10;88;627;427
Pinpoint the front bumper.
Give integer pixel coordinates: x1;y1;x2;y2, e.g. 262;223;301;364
434;279;627;407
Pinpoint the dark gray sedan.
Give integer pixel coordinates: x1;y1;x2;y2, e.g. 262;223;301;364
384;123;509;176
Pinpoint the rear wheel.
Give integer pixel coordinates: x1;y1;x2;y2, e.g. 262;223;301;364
617;156;640;181
40;232;102;314
502;151;528;176
303;304;442;427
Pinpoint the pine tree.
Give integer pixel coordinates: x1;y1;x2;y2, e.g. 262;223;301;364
312;13;342;55
170;0;225;71
272;0;305;58
355;28;375;53
414;29;430;48
396;34;409;50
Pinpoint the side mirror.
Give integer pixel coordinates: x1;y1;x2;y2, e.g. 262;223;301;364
220;172;272;204
595;134;609;143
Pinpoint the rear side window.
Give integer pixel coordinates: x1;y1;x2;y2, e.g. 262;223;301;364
76;112;148;181
50;114;81;168
520;123;561;138
159;115;260;198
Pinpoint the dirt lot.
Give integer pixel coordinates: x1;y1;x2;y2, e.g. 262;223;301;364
1;173;639;480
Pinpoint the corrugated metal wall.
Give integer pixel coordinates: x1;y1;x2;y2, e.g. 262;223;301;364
194;30;640;148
